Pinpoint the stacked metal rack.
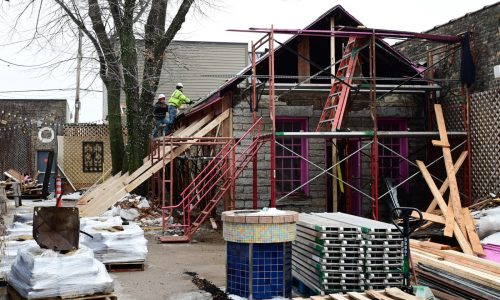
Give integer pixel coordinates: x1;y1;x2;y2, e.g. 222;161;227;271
292;214;365;294
313;213;404;290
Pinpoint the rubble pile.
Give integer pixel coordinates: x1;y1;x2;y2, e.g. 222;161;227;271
102;194;162;227
7;245;114;299
80;216;148;264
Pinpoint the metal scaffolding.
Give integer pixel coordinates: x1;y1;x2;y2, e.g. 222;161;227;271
247;26;470;219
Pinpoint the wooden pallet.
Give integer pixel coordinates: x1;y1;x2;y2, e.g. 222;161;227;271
7;285;117;300
105;261;145;272
293;288;421;300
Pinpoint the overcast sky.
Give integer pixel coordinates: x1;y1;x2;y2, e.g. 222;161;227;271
0;0;496;122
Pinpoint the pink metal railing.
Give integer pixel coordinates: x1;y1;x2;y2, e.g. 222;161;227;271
162;118;263;239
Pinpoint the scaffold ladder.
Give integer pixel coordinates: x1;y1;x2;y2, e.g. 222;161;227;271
317;36;364;131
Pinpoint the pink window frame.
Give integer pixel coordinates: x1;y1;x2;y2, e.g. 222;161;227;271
276;117;309;196
377;118;409;192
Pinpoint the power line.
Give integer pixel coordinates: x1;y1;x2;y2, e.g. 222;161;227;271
0;88;102;93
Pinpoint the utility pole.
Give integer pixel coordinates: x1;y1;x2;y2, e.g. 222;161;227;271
74;28;82;123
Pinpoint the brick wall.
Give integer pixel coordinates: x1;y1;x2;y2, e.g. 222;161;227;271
393;3;500;93
0;99;68;180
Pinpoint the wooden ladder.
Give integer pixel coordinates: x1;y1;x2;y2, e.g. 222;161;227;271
316;36;364;132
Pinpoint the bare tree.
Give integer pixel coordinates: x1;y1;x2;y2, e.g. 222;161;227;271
6;0;200;174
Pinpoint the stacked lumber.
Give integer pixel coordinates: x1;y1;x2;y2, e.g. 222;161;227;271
411;239;500;299
293;287;422;300
415;104;483;256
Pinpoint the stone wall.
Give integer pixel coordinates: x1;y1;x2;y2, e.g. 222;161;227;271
0;99;68;180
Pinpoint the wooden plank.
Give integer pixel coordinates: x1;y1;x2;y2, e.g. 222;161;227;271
462;207;485;256
81;110;229;217
364;290;394;300
425;151;468;212
346;292;371;300
431;139;450;148
409;239;451;250
411;251;500;288
384;288;420;300
441;249;500;275
412;211;445;224
328;294;350;300
416;160;474;255
416;160;454;236
434;104;465;235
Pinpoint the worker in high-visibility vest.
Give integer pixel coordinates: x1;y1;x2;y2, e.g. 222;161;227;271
166;83;192;133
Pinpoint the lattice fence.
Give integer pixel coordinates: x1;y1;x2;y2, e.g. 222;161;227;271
471;87;500;199
0;128;32;180
64;123;127;137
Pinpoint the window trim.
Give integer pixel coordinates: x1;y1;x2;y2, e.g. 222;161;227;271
275;117;309;196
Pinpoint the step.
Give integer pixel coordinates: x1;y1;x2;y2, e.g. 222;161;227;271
158;235;190;243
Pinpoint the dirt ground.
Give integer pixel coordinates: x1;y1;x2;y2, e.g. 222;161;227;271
113;229;227;300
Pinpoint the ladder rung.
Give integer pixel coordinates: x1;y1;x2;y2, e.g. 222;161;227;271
324;105;338;110
201;211;209;215
210;199;218;203
329;92;341;97
319;118;335;124
193;222;200;227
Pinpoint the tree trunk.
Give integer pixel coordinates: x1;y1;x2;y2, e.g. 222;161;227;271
105;80;125;175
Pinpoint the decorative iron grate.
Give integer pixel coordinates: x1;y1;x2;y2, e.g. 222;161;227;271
82;142;104;173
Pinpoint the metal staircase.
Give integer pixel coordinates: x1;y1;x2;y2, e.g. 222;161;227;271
317;36;365;131
160;119;264;242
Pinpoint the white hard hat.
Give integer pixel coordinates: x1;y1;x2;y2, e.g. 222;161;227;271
158;94;166;99
176;82;184;88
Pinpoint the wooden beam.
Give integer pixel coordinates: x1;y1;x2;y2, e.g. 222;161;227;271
416;160;474;255
80;110;230;217
462;207;485;256
384;288;420;300
329;294;350;300
411;251;500;288
346;292;371;300
425;151;467;212
410;239;451;250
298;36;310;83
412;211;445;224
416;160;453;236
431;139;450;148
364;290;394;300
434;104;465;234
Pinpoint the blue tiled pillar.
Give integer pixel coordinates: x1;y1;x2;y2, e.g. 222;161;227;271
227;241;292;299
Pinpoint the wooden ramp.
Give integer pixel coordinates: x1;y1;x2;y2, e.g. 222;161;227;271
77;110;229;217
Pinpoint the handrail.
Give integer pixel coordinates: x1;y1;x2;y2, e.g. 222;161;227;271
163;118;263;210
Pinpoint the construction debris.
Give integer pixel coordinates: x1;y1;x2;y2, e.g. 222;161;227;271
7;245;114;299
101;194;161;227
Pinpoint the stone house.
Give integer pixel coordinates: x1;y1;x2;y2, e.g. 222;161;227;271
178;5;463;220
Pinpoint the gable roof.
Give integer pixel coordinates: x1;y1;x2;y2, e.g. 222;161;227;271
186;4;422;117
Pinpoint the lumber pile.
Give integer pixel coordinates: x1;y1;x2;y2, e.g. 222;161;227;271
293;288;423;300
415;104;483;256
411;239;500;299
1;169;42;198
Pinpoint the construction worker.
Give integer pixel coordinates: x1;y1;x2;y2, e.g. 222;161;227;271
151;94;169;138
166;83;192;133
